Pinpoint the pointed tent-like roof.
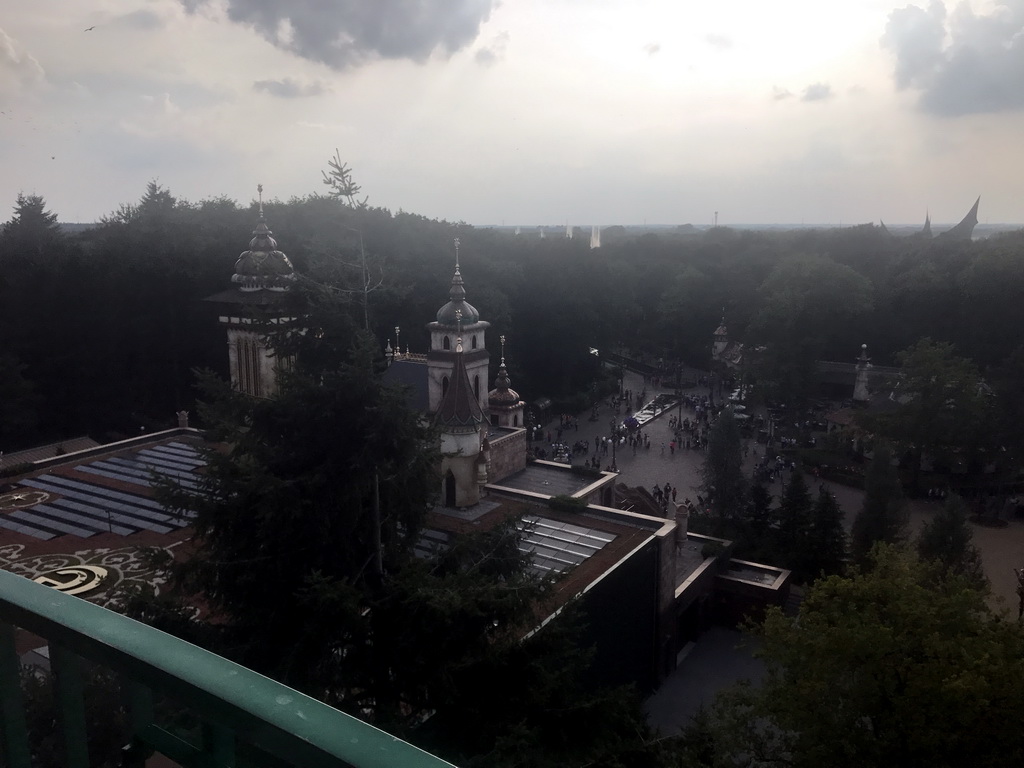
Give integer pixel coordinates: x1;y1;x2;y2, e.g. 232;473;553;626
920;211;932;238
938;196;980;241
437;336;484;429
713;314;728;338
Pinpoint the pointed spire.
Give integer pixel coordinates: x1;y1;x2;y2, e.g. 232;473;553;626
437;309;484;428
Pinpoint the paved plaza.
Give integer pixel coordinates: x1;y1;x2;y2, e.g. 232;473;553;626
542;369;1024;609
548;370;1024;734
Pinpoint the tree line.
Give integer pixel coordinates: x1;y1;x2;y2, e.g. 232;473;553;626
3;182;1024;452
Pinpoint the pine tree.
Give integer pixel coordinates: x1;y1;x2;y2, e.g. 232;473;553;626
1;193;63;258
917;494;986;591
701;408;747;537
851;444;908;566
809;486;846;578
776;469;815;580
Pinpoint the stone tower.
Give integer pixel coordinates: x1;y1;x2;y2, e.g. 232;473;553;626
426;239;490;414
207;186;295;398
436;319;487;507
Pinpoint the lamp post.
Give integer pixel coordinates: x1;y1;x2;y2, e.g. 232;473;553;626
394;326;401;359
609;418;620;472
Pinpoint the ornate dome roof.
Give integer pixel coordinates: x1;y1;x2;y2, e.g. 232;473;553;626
232;206;295;293
488;358;520;406
435;264;480;325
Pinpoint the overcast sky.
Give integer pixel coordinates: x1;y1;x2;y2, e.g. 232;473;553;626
2;0;1023;226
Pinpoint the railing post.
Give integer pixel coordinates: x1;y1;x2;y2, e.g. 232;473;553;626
0;622;31;768
50;642;91;768
201;722;236;768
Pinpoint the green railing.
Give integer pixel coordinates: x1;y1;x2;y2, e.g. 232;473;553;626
0;569;456;768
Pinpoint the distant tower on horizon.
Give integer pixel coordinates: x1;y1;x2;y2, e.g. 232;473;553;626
589;225;601;249
565;223;573;239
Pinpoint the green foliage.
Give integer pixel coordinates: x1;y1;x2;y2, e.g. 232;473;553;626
701;409;746;536
917;495;987;591
850;445;907;566
706;546;1024;768
548;494;589;513
808;487;846;578
865;338;992;489
1;193;64;258
20;663;127;768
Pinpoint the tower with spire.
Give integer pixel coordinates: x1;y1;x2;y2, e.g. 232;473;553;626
426;238;490;414
435;310;489;507
488;335;525;428
206;185;295;398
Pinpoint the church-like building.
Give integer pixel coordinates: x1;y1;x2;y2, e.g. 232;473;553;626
208;207;528;510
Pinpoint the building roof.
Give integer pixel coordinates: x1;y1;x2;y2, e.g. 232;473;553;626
488;358;521;407
937;195;980;241
435;343;484;428
232;206;295;292
1;437;99;466
435;259;481;326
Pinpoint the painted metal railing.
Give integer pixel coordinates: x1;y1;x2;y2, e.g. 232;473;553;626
0;569;455;768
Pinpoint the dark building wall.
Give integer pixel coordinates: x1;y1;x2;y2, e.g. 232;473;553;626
579;537;660;693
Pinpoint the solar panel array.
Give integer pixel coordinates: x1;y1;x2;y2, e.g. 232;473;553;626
517;514;616;575
0;442;203;540
414;514;617;577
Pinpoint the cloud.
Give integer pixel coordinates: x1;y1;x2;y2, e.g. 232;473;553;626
253;78;327;98
475;30;509;67
802;82;833;102
0;27;45;92
703;33;732;50
882;0;1024;116
772;86;793;101
115;10;164;30
182;0;497;70
643;42;661;56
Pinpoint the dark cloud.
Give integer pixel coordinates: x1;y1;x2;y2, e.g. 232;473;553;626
703;33;732;50
475;30;509;67
802;82;832;102
882;0;1024;116
253;78;327;98
183;0;496;70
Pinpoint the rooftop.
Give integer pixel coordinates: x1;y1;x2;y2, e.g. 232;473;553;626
490;462;602;497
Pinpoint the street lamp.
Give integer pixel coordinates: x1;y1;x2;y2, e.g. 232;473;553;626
609;418;621;472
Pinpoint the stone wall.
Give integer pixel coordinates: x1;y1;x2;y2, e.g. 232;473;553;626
488;429;527;484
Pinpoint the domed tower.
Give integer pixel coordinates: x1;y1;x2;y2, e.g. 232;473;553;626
488;335;525;427
712;314;729;362
436;317;487;507
207;185;295;398
427;239;490;414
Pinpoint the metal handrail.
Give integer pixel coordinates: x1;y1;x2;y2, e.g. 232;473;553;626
0;569;456;768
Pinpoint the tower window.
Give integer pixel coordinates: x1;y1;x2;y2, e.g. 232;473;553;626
443;336;451;350
474;375;480;398
471;335;478;349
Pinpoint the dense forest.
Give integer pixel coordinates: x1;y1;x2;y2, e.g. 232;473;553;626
2;181;1024;452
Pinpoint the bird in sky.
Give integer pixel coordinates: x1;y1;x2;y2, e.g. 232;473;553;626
84;26;96;32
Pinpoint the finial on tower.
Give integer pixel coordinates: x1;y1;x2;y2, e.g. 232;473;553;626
257;184;264;217
500;334;506;364
455;309;464;353
394;326;401;359
454;237;461;272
